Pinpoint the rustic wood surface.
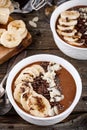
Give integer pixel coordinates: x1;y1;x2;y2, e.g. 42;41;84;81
0;4;87;130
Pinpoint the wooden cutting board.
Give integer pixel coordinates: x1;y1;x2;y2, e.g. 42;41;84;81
0;17;32;65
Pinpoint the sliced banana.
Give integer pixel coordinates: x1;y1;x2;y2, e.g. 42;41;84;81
0;8;10;24
57;25;74;31
57;29;77;37
64;36;78;42
61;10;80;20
4;0;11;8
15;71;34;86
27;92;51;117
59;18;77;26
64;33;82;42
68;41;84;46
9;4;14;13
21;90;31;111
30;66;40;77
22;67;38;78
21;29;28;40
15;65;44;85
0;31;22;48
0;29;6;40
14;82;33;103
32;64;45;74
0;0;7;7
8;20;26;36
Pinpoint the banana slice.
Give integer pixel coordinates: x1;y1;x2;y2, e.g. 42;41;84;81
57;25;74;31
61;11;80;20
15;71;34;86
68;41;84;46
0;31;22;48
32;64;45;74
0;29;6;40
30;67;40;77
4;0;11;8
22;67;38;78
21;90;31;111
57;29;77;37
64;36;78;42
8;20;26;36
15;65;44;85
9;4;14;13
27;92;51;117
59;18;77;26
0;0;7;7
21;29;28;40
0;8;10;24
14;82;33;103
64;33;82;42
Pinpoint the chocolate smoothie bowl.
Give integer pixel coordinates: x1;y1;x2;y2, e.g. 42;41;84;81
6;54;82;126
50;0;87;59
56;6;87;48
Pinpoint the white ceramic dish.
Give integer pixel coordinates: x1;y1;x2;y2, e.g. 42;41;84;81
6;54;82;126
50;0;87;60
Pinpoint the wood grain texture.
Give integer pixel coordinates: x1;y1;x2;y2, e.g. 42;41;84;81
0;3;87;129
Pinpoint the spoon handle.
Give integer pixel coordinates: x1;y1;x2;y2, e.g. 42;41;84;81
0;51;27;98
0;74;8;98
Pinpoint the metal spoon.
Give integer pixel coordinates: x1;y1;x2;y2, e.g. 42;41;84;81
0;51;27;115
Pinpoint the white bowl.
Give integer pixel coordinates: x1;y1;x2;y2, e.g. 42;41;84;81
6;54;82;126
50;0;87;60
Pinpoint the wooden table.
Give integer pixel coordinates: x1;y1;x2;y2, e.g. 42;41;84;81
0;6;87;130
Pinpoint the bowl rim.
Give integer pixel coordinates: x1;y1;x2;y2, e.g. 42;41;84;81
6;54;82;120
50;0;87;50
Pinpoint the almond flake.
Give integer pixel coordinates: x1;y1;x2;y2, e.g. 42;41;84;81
32;17;39;22
29;21;37;28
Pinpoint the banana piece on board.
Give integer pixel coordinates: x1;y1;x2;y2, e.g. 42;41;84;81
61;10;80;20
7;20;28;40
0;7;10;24
4;0;11;8
0;29;6;41
9;4;14;13
0;0;7;7
0;31;22;48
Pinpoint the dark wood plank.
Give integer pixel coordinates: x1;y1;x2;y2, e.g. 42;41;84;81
0;114;87;130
